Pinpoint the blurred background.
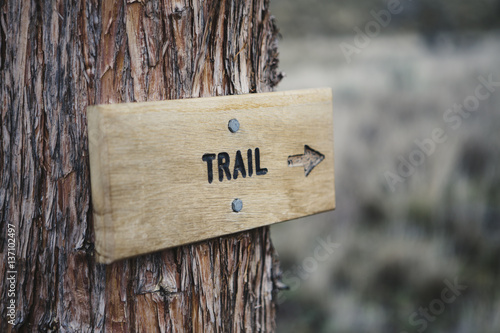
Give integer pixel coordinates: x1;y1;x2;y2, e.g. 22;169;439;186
268;0;500;332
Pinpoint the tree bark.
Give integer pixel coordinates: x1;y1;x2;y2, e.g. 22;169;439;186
0;0;282;331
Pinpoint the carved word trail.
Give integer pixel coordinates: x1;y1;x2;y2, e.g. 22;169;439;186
202;148;268;184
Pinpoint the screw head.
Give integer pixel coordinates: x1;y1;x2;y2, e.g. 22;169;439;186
232;199;243;213
228;119;240;133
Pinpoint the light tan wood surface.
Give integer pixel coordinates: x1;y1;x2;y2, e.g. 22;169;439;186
88;88;335;263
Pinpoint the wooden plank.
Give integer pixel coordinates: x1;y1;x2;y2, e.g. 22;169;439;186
88;88;335;263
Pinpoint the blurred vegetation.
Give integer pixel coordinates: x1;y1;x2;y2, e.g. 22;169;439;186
271;0;500;37
269;1;500;330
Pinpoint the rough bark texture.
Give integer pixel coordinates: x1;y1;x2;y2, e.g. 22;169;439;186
0;0;282;331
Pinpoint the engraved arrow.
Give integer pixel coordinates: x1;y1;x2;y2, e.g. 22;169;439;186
287;145;325;177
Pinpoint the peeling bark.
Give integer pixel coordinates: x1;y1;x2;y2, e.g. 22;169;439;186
0;0;282;331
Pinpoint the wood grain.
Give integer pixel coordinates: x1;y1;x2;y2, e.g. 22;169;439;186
1;0;283;331
89;88;335;263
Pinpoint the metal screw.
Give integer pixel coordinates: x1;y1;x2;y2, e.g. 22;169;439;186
232;199;243;213
228;119;240;133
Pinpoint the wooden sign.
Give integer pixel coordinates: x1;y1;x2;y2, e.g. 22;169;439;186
88;88;335;263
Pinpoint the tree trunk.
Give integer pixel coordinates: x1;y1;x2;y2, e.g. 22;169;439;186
0;0;282;331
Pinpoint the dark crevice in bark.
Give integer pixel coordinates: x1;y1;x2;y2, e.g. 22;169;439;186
0;9;6;71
